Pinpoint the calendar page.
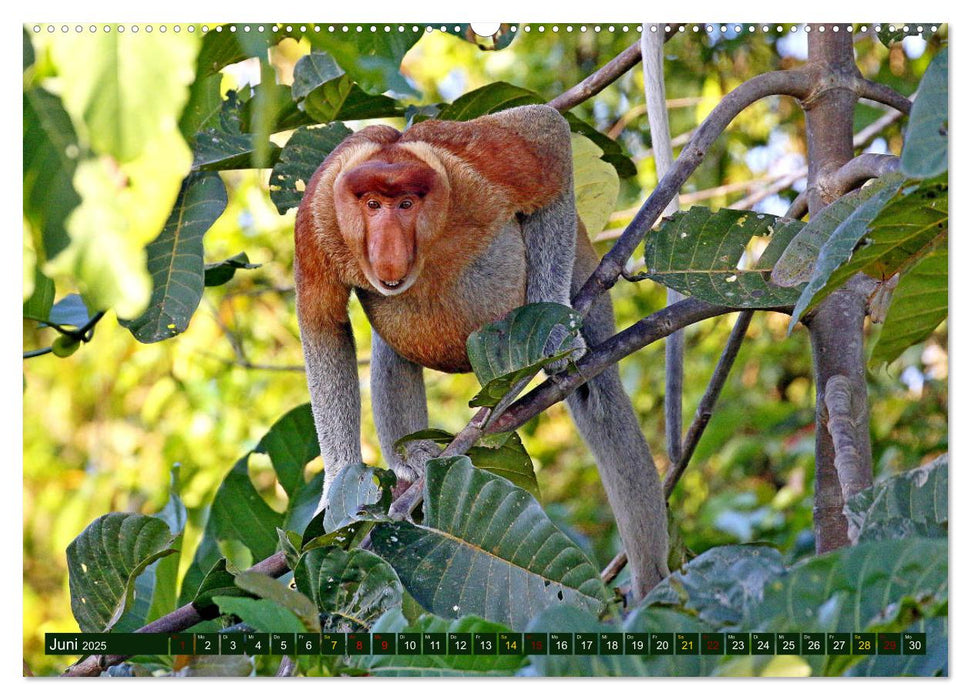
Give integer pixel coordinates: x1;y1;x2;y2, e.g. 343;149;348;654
23;20;948;679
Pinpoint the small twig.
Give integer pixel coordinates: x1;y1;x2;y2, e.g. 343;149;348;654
663;310;754;498
547;42;643;113
572;69;812;317
600;551;629;585
823;153;900;195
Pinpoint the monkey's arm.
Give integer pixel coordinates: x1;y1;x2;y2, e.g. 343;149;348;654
294;218;363;507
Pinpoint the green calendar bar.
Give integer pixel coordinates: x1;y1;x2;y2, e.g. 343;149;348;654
44;633;169;656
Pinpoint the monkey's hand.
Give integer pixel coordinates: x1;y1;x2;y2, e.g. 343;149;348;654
391;438;442;486
543;323;588;376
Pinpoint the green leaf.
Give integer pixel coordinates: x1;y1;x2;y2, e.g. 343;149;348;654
22;268;55;324
901;48;947;178
436;82;541;121
370;457;608;629
292;51;403;124
772;184;895;288
306;30;422;97
204;252;261;287
624;606;721;676
191;90;281;170
293;546;403;631
870;241;947;365
844;616;947;676
207;456;284;564
642;545;785;627
67;513;178;632
571;134;619;236
877;24;936;47
119;172;228;343
845;456;947;543
253;403;319;498
23;26;34;70
269;122;353;214
212;595;307;634
191;558;244;611
354;609;525;676
394;429;539;497
789;175;947;332
323;463;394;532
23;86;82;259
642;207;805;308
787;174;907;332
53;29;198;163
466;302;583;408
234;570;321;632
564;113;637;179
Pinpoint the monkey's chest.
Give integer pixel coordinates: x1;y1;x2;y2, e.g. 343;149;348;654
361;223;527;373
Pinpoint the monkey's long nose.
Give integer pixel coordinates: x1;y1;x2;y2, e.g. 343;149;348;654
368;230;412;286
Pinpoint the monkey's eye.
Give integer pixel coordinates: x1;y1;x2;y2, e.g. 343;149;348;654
366;199;381;210
398;199;413;210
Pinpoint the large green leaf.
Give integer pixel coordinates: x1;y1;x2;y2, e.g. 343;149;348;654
901;48;948;179
119;172;227;343
743;537;947;675
204;252;260;287
253;402;319;498
370;457;608;629
22;267;55;324
306;29;421;96
53;29;197;163
23;86;81;259
208;457;284;563
845;456;947;543
870;241;947;365
642;207;805;308
624;606;722;676
66;513;179;632
292;51;403;124
293;546;402;632
844;616;947;677
394;429;539;497
789;175;946;331
466;302;583;408
642;545;785;627
269;122;352;214
564;113;638;179
435;82;541;121
354;608;525;676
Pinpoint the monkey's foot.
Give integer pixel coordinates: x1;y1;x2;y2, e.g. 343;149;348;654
544;324;588;375
390;438;442;486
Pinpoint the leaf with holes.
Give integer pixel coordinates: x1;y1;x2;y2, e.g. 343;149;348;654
370;457;608;630
901;48;947;178
67;513;179;632
466;303;583;408
293;546;403;632
642;206;805;308
191;90;281;171
642;545;785;627
269;122;353;214
119;173;227;343
845;456;947;543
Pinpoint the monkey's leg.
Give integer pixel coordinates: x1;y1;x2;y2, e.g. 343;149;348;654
567;240;670;599
370;331;437;486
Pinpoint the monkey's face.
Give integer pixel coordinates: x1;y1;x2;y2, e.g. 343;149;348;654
335;159;445;296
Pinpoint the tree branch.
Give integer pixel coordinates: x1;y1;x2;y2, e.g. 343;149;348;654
855;78;912;115
572;69;812;317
